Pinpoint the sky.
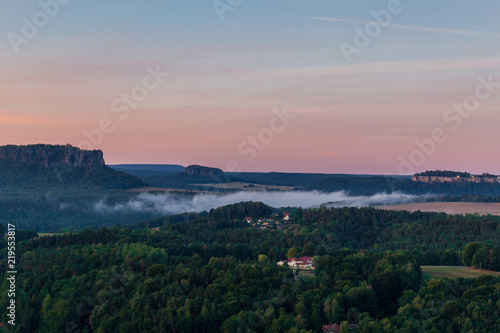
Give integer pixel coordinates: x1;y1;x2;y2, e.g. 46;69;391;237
0;0;499;174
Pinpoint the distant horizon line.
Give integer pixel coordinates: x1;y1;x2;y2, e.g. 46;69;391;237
109;164;500;177
1;143;496;176
109;163;412;176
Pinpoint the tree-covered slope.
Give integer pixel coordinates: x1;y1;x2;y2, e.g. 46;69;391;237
2;203;500;332
0;144;146;190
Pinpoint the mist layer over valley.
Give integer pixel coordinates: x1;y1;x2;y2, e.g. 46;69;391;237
93;190;424;216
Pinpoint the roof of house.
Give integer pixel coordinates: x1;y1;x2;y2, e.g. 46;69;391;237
322;323;340;332
288;257;313;264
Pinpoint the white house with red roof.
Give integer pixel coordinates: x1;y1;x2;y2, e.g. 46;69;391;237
278;256;314;269
322;324;340;333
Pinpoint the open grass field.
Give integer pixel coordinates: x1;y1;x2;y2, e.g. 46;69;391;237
197;182;298;191
297;270;315;278
379;202;500;216
126;186;207;193
422;266;500;279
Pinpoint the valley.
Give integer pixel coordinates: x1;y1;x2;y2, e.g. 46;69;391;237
2;145;500;331
3;2;499;330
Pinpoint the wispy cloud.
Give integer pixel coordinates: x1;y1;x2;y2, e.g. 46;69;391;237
312;17;500;39
313;148;339;157
268;57;500;77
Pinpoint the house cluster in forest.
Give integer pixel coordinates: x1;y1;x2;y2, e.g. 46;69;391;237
244;213;296;231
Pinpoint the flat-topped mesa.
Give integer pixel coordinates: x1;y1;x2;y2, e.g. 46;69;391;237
412;171;500;184
0;144;105;168
184;165;225;177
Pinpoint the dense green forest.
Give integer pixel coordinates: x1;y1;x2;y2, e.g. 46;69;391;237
461;242;500;271
395;180;500;197
1;204;500;332
303;176;403;195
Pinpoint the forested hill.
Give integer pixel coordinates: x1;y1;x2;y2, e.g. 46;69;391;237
0;144;146;190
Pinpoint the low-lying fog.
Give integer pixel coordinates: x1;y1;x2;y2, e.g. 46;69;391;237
93;191;426;216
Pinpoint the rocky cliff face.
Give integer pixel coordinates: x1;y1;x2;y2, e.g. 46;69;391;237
412;175;500;184
184;165;225;177
0;144;105;168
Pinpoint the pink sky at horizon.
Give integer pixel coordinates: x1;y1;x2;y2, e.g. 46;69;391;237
1;1;499;175
1;58;499;174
